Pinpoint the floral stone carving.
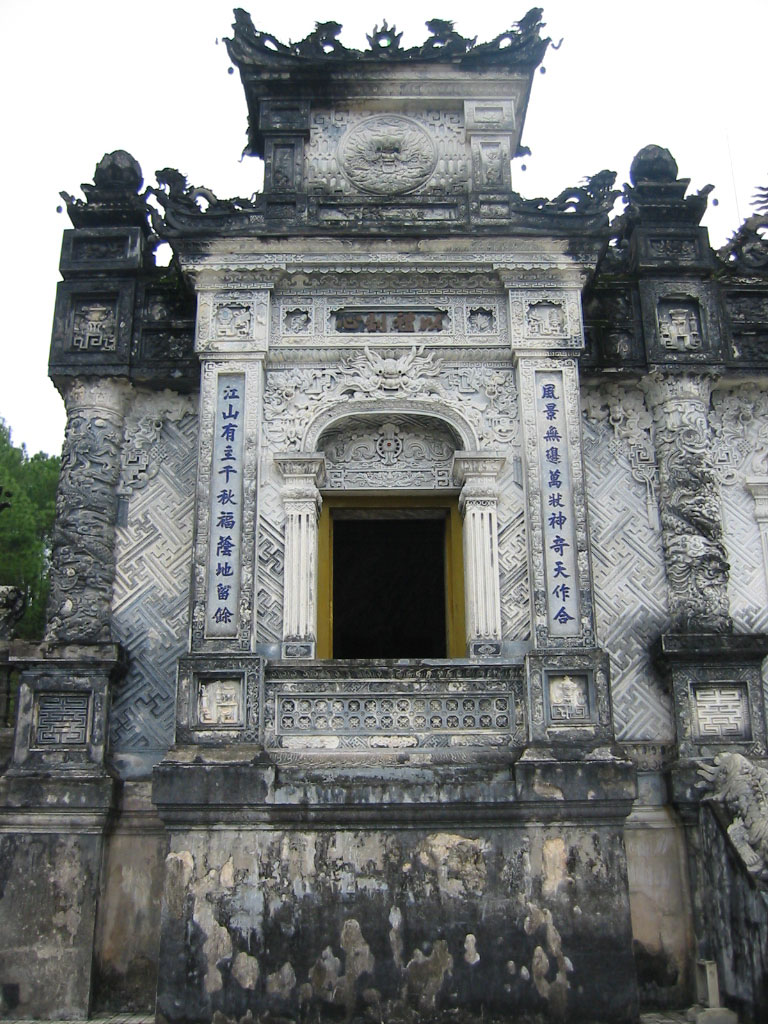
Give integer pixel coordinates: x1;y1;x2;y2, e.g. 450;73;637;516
320;415;456;490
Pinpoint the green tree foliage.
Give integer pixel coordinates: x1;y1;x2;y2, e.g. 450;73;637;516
0;421;60;638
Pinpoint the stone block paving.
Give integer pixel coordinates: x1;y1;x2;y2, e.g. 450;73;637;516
6;1013;695;1024
641;1014;690;1024
9;1016;154;1024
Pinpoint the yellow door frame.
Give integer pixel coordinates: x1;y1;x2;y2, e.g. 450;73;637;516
317;494;465;659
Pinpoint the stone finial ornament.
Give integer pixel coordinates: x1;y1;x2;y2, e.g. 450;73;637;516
629;145;679;185
59;149;148;229
92;150;144;192
622;145;712;228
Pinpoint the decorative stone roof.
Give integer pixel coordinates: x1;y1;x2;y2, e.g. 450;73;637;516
224;9;550;70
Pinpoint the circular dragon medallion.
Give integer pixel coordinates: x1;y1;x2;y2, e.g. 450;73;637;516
338;115;437;195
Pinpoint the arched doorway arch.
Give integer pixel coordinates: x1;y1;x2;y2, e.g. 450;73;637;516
275;410;505;660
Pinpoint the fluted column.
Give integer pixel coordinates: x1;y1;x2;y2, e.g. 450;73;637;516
641;370;731;633
746;478;768;593
453;454;505;657
275;454;325;659
45;377;130;644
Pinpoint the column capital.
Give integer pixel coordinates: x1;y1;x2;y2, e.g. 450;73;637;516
275;452;326;484
62;375;132;421
275;453;326;509
453;453;505;512
639;368;718;411
746;477;768;518
452;452;505;484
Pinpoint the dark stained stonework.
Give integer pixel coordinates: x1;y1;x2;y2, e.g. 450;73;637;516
153;753;638;1024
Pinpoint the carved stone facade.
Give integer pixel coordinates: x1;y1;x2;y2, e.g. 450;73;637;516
4;13;768;1024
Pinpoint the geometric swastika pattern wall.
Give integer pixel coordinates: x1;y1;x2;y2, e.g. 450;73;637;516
110;413;198;773
722;481;768;635
582;412;675;741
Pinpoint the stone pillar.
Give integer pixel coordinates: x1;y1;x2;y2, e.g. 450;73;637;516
275;454;325;659
189;283;270;653
453;454;504;657
641;371;732;633
45;377;129;644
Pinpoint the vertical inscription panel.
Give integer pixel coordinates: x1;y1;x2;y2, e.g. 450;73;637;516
206;375;245;637
535;371;580;635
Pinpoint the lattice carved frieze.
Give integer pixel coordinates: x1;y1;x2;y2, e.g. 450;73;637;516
182;245;597;280
270;293;508;350
264;663;525;756
110;412;198;761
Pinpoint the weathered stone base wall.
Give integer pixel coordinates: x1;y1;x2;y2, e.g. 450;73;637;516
0;775;114;1019
699;801;768;1024
92;782;167;1013
625;786;694;1010
0;830;104;1018
153;758;639;1023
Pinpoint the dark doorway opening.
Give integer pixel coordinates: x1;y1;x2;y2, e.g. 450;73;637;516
332;517;446;658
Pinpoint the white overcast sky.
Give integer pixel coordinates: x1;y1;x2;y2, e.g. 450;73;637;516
0;0;764;457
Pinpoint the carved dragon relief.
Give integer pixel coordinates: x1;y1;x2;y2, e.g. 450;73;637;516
263;347;520;454
46;409;125;644
641;373;733;634
699;752;768;884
